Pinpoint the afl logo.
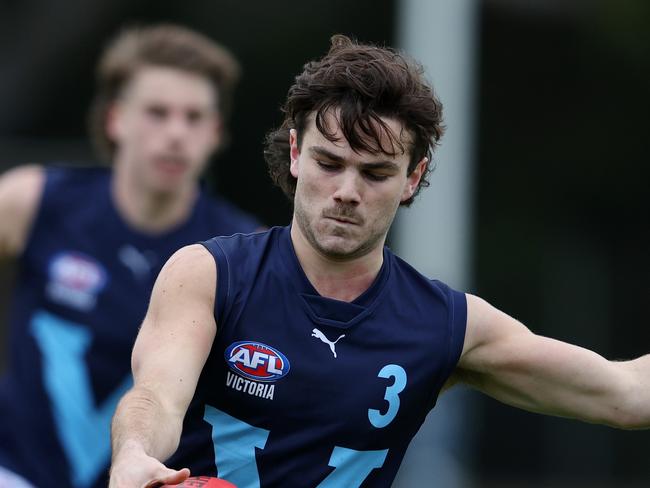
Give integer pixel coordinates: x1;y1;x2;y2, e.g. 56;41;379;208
49;252;107;292
46;251;107;311
225;341;290;382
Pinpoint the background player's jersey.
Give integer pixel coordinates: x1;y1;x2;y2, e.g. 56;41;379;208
173;226;466;487
0;165;259;488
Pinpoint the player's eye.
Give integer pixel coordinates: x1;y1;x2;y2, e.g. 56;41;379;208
186;110;204;124
146;105;167;120
364;172;389;182
316;160;339;172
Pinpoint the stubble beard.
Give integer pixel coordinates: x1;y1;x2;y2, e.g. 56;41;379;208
293;197;386;262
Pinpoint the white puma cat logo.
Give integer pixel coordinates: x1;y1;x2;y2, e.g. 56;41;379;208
311;328;345;358
118;245;155;281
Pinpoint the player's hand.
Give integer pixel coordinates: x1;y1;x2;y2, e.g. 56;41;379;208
143;468;191;488
109;441;190;488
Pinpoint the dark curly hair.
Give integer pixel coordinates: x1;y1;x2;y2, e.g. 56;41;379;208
88;24;240;162
264;34;444;206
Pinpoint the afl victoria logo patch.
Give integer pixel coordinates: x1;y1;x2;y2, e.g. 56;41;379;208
225;341;290;382
46;251;107;311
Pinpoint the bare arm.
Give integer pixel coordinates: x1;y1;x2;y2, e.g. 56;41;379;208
0;165;44;259
109;244;217;488
453;294;650;429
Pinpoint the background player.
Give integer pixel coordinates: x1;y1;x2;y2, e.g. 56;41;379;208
0;24;260;488
108;35;650;487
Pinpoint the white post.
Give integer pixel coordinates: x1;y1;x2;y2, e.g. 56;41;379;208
393;0;478;486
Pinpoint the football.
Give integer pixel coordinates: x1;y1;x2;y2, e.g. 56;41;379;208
161;476;236;487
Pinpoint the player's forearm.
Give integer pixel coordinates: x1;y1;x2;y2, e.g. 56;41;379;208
457;331;645;428
111;385;184;463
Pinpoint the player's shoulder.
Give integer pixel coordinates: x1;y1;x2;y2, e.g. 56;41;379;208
200;227;282;286
43;163;109;188
0;163;45;210
166;243;215;270
0;163;45;197
203;225;278;252
0;164;46;257
387;249;465;302
159;244;217;291
25;164;109;221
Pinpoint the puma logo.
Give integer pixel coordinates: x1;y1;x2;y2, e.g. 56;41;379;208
311;328;345;358
118;245;156;281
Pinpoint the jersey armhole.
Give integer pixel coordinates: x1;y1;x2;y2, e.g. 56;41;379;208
447;289;468;368
20;166;57;260
428;284;468;410
199;239;231;334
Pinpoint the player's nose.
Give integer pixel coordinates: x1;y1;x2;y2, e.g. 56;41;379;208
332;171;361;204
165;114;191;140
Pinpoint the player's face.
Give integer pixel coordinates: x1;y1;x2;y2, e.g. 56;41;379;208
107;66;220;194
290;112;426;260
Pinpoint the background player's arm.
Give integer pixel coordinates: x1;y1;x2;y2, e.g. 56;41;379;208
453;293;650;429
0;165;44;259
110;244;217;488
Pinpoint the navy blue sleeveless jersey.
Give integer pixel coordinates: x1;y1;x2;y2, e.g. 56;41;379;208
0;165;259;488
171;226;466;487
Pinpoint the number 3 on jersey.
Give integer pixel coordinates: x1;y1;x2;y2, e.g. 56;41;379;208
368;364;407;428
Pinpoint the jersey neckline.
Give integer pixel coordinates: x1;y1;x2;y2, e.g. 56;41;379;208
277;225;392;328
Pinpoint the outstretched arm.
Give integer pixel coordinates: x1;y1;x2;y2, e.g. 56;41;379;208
109;244;217;488
454;294;650;429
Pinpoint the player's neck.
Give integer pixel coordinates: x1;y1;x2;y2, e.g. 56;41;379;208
111;164;198;234
290;223;384;302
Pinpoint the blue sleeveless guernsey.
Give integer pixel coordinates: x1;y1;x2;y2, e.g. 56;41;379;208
171;226;466;487
0;165;259;488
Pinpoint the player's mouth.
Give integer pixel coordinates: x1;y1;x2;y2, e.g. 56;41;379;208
323;214;361;226
154;156;189;176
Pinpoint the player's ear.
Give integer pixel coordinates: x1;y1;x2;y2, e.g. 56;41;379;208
289;129;300;178
401;157;428;202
